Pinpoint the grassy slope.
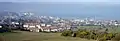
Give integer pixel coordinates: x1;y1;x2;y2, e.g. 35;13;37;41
0;31;95;41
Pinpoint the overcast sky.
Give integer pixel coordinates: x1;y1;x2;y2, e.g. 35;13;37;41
0;0;120;2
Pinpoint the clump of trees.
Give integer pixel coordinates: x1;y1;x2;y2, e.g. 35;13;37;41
61;30;73;37
0;25;12;33
61;29;117;41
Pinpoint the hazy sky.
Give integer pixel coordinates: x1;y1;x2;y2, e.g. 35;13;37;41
0;0;120;19
0;0;120;2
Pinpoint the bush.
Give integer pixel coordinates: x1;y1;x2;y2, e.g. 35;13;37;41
76;30;90;38
61;30;73;36
106;33;115;40
98;38;107;41
111;33;120;41
61;29;117;41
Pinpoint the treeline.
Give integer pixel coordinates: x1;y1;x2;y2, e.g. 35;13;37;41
0;26;13;33
61;29;120;41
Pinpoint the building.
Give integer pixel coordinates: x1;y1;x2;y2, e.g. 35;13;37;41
40;26;58;32
0;25;2;28
23;22;41;32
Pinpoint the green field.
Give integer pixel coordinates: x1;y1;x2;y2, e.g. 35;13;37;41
78;26;101;28
78;26;120;33
0;31;95;41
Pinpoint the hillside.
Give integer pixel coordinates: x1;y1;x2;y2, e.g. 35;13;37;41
0;31;95;41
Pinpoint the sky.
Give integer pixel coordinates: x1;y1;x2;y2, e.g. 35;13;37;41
0;0;120;3
0;0;120;19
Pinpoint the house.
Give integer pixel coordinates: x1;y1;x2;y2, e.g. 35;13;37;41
42;27;51;32
29;28;40;32
40;26;59;32
40;24;46;27
23;21;64;32
23;22;41;32
50;26;58;32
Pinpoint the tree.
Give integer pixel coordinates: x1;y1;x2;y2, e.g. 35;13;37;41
61;29;117;41
105;28;108;32
61;30;73;36
76;30;90;38
98;38;107;41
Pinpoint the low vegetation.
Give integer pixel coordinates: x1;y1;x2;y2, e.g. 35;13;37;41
1;25;120;41
111;33;120;41
0;27;12;33
61;29;117;41
0;31;95;41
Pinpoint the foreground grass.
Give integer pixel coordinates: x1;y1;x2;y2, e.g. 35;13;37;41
0;31;95;41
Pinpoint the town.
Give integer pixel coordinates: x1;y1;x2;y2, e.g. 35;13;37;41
0;11;120;32
0;11;120;41
1;0;120;41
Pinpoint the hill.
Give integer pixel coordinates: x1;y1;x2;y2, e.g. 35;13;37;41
0;31;95;41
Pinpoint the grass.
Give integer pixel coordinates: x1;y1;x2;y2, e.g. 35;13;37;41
114;27;120;33
0;31;95;41
78;26;101;29
77;26;120;33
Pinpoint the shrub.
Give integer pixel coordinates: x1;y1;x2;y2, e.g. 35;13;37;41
61;29;117;41
76;30;91;38
106;33;115;40
61;30;73;36
91;35;98;40
111;33;120;41
98;38;107;41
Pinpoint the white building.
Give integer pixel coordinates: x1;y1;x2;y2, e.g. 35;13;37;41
46;24;51;27
42;27;51;32
12;22;19;25
23;22;41;32
41;24;46;26
51;29;58;32
0;26;2;28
